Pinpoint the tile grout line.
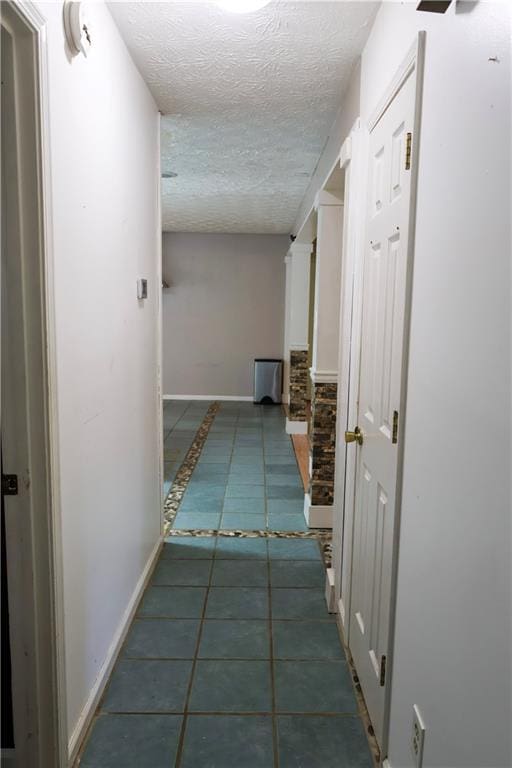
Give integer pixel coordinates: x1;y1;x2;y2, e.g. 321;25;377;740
267;540;280;768
102;709;359;717
173;547;216;768
263;416;269;532
121;655;345;661
218;407;239;530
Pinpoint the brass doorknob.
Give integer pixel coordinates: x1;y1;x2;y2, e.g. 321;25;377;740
345;427;363;446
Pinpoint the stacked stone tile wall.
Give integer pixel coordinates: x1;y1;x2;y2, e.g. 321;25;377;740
288;349;309;421
309;381;337;506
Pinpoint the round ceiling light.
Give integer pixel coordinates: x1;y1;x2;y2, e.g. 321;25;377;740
215;0;271;13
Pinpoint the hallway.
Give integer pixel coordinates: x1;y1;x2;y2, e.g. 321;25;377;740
2;2;510;767
166;401;307;533
78;534;373;767
77;401;374;766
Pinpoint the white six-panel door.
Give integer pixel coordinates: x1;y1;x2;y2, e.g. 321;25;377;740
348;63;418;749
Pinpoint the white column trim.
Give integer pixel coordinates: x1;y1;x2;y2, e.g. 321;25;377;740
309;367;338;384
337;597;347;630
325;568;336;613
314;189;344;209
285;418;308;435
163;394;253;401
311;201;343;373
290;344;309;352
288;244;312;349
340;134;352;169
303;492;333;529
288;241;314;258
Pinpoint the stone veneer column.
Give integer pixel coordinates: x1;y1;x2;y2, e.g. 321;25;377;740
309;380;337;506
304;191;343;528
284;242;312;435
288;349;309;421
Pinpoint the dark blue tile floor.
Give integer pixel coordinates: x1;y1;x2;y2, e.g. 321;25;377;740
163;400;213;497
79;536;374;767
170;401;307;532
80;402;372;766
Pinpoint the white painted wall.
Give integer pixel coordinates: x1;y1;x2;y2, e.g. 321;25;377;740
287;242;312;350
292;59;361;237
36;1;161;749
312;196;343;374
358;3;511;767
283;254;292;400
162;233;287;397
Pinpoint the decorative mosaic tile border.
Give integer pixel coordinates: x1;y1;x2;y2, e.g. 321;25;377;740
167;527;333;568
163;401;220;534
162;400;333;565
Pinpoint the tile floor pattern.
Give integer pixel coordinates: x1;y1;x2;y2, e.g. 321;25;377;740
163;401;214;497
169;401;308;532
79;535;374;768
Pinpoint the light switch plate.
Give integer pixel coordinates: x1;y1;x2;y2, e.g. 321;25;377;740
137;278;148;300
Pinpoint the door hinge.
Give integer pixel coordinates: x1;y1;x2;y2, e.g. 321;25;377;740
2;474;18;496
405;132;412;170
380;655;387;687
392;410;399;444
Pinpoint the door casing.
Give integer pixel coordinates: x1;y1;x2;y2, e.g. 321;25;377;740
331;33;425;757
332;117;366;635
1;2;67;765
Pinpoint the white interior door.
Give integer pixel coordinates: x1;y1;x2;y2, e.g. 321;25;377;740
347;56;420;750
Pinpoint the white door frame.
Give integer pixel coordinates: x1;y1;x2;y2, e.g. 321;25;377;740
1;2;67;765
332;33;425;754
332;117;366;637
156;114;165;521
376;33;425;754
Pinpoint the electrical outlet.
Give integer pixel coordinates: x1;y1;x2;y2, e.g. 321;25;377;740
411;705;426;768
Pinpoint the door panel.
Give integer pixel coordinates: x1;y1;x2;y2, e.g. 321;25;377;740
349;68;417;748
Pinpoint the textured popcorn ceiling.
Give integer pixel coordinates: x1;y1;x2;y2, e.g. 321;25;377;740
108;1;379;233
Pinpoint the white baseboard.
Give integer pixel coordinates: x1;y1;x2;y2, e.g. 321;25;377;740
68;536;163;765
286;417;308;435
338;597;347;630
303;492;333;528
163;394;253;402
325;568;336;613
